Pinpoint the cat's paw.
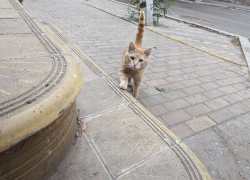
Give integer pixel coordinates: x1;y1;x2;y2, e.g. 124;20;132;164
133;92;138;99
119;81;127;90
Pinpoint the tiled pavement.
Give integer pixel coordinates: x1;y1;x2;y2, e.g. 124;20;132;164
23;0;250;140
21;0;250;179
86;0;246;65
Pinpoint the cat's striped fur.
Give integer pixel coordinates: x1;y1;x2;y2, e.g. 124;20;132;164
135;11;145;46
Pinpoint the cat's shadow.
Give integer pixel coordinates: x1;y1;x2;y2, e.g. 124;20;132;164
115;78;133;94
127;85;133;93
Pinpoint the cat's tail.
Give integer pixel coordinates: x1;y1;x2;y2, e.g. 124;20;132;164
135;11;145;46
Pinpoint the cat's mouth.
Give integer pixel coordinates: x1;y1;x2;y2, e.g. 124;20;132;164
126;65;136;70
129;66;138;70
126;64;141;70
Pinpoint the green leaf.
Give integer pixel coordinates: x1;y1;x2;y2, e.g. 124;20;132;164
155;86;166;92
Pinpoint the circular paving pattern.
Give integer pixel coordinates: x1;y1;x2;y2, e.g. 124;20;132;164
0;0;83;179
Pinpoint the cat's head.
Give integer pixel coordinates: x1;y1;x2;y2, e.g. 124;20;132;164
125;42;151;70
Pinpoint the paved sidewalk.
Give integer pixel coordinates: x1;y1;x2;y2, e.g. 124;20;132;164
42;22;210;179
23;0;250;179
0;0;210;179
90;0;246;65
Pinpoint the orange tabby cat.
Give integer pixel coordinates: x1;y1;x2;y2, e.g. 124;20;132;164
119;11;151;98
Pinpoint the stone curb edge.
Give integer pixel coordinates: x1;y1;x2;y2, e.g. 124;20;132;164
177;0;250;12
108;0;250;73
239;36;250;76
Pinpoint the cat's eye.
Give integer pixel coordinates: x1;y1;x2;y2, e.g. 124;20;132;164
139;59;143;63
130;57;134;60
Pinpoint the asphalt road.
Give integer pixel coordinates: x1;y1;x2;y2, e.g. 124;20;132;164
117;0;250;38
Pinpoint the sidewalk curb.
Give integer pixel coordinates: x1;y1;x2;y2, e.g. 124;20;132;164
43;22;212;180
239;36;250;76
178;0;250;12
110;0;250;12
85;0;246;67
107;0;250;71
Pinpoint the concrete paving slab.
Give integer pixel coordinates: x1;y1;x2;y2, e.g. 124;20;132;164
48;134;111;180
75;58;99;82
117;149;189;180
84;106;167;177
0;34;49;59
0;8;21;18
0;19;32;34
76;78;127;117
213;112;250;179
183;130;244;180
184;112;250;180
0;0;15;8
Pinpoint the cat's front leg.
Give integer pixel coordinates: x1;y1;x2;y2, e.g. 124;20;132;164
133;78;142;98
133;86;140;98
128;77;132;87
119;71;128;90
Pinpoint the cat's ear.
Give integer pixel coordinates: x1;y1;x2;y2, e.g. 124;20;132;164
144;48;151;57
128;42;135;52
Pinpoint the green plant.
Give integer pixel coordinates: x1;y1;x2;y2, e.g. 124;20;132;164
127;0;140;18
127;0;176;24
130;0;140;5
127;7;139;18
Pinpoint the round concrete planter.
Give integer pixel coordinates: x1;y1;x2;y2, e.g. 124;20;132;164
0;102;77;180
0;35;83;179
